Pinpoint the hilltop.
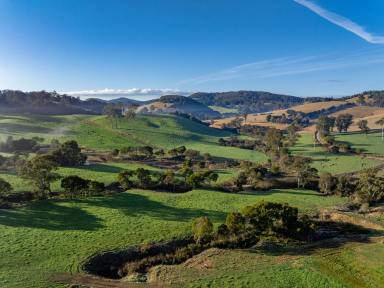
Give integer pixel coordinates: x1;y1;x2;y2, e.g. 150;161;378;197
136;95;221;119
213;92;384;132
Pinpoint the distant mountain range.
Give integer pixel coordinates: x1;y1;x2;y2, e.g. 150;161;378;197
1;89;383;119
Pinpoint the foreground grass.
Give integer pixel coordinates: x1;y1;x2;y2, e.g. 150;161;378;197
160;241;384;288
0;189;346;287
291;133;382;174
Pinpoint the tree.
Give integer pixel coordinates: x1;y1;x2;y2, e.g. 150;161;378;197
357;119;370;135
292;157;317;188
316;115;335;135
135;168;152;188
17;155;59;198
318;172;336;194
265;128;283;154
356;168;384;205
335;114;353;133
124;106;137;120
103;103;122;128
225;212;245;233
287;124;299;146
235;171;248;190
0;178;12;195
52;140;87;166
192;216;213;244
335;175;355;196
375;117;384;141
89;181;105;195
117;170;135;190
61;176;89;198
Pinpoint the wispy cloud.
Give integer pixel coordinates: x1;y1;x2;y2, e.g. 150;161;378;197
179;48;384;85
62;88;191;100
294;0;384;44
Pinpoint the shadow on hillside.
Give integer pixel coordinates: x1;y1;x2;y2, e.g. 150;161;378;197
80;192;226;223
0;123;53;134
83;164;124;174
0;201;104;231
248;223;381;257
240;189;319;197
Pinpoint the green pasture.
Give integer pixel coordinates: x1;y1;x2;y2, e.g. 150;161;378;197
291;133;382;174
0;188;346;287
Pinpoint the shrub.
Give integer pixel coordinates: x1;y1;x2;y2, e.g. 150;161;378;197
52;140;87;166
318;172;336;194
192;216;213;244
0;178;12;195
89;181;105;194
61;176;89;198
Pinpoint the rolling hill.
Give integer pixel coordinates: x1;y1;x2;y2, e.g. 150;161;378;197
190;91;306;114
136;95;221;119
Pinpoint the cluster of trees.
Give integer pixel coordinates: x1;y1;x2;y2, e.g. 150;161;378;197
190;91;304;114
120;201;314;276
0;136;41;153
61;176;105;198
114;145;211;165
193;201;313;247
319;169;384;206
8;140;87;199
51;140;87;166
117;162;218;192
266;110;309;126
218;137;264;151
316;114;354;135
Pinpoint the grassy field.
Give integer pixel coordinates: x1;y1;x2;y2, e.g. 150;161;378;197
158;240;384;287
335;131;384;155
0;162;237;193
209;106;238;114
0;189;347;288
0;114;268;163
291;133;382;174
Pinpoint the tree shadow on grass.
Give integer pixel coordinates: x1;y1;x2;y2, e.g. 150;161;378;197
82;164;124;174
80;192;226;223
0;123;53;134
0;201;104;231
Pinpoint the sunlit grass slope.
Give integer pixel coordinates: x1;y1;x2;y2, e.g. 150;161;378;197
0;189;346;287
291;133;381;174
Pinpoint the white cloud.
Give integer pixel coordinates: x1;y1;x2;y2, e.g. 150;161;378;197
179;48;384;85
294;0;384;44
61;88;192;100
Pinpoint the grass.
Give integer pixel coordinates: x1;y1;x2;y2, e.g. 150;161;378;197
67;114;268;162
0;162;159;192
291;133;382;174
0;188;346;287
0;113;268;162
0;162;239;193
159;241;384;288
209;106;238;114
335;131;384;155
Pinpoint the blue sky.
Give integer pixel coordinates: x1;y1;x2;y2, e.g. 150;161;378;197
0;0;383;99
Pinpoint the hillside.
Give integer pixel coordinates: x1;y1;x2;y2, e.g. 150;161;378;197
0;90;108;115
136;95;221;119
190;91;306;114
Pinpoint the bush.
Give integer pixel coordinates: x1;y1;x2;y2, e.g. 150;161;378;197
318;172;336;195
0;178;12;195
52;140;87;166
61;176;90;198
192;216;213;244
